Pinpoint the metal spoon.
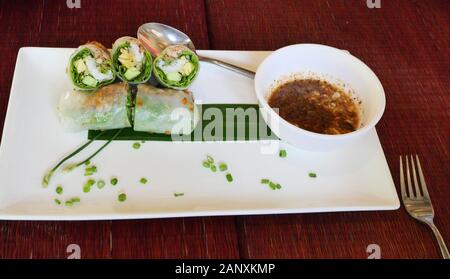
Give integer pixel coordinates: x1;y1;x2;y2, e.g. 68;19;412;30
137;23;255;79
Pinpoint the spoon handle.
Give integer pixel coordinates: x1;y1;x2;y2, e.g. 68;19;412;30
199;56;255;79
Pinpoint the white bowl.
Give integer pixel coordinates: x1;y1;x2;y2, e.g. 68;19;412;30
254;44;386;151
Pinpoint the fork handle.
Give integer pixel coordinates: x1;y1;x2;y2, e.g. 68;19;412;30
427;222;450;259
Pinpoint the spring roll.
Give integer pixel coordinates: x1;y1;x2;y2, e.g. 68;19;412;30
58;83;132;132
153;45;200;89
68;41;116;90
134;84;198;135
112;36;153;84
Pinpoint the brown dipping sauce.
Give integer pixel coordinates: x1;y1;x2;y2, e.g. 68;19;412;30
268;79;361;135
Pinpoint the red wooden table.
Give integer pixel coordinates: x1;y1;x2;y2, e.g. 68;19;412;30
0;0;448;259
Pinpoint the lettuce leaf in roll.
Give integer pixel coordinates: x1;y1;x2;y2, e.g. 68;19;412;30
133;84;199;135
68;41;116;90
153;45;200;89
58;83;132;132
112;37;153;84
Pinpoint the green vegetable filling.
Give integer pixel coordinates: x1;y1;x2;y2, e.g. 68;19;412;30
69;48;113;90
113;42;152;83
154;50;199;88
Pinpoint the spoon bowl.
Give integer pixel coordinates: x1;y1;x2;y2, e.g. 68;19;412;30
137;22;254;78
137;23;196;57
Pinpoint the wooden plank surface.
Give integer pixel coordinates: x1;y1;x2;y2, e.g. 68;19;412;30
0;0;448;259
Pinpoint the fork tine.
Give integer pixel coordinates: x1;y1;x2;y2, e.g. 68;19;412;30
410;155;422;199
399;156;407;200
405;156;414;198
415;155;430;200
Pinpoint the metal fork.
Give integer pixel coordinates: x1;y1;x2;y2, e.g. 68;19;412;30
400;155;449;259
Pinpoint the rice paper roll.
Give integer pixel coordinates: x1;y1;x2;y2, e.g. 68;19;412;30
68;41;116;90
134;85;198;135
58;83;132;132
153;45;200;89
112;36;153;84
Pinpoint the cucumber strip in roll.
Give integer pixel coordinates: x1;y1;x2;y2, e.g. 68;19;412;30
58;83;132;132
153;45;200;89
68;41;116;90
133;84;199;135
112;36;153;84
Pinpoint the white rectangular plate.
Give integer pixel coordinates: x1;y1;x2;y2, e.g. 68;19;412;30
0;48;399;220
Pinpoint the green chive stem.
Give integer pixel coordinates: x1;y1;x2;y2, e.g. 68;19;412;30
75;129;123;167
42;130;108;187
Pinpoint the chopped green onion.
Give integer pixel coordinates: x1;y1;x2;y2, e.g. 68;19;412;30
84;160;91;166
140;177;148;184
83;179;95;193
65;197;80;206
173;192;185;197
269;181;277;190
309;172;317;178
262;179;282;190
219;163;228;172
210;164;217;172
85;165;97;172
97;180;105;189
279;149;287;158
56;185;63;195
226;173;233;182
202;161;211;168
206;155;214;163
132;142;141;149
54;199;61;205
118;192;127;202
84;165;97;176
110;177;118;186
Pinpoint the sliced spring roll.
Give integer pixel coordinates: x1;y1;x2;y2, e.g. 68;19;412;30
112;36;153;84
134;84;199;135
153;45;200;89
68;41;116;90
58;83;132;132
